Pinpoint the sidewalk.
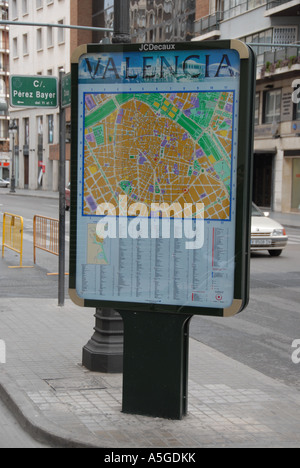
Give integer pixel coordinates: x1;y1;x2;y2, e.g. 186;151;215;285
1;295;300;448
0;187;58;200
269;211;300;229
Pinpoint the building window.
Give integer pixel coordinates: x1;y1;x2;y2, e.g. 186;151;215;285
23;33;29;56
47;26;54;48
36;0;43;9
241;29;273;67
13;37;18;58
0;77;6;96
24;118;29;146
37;28;43;51
264;89;281;124
12;0;18;19
223;0;265;20
0;120;8;140
22;0;29;16
48;115;54;144
57;20;65;44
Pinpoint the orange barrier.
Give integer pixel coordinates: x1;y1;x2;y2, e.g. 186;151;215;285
33;215;59;264
2;212;24;267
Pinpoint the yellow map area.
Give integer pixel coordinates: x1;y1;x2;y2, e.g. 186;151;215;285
83;91;234;219
87;224;108;265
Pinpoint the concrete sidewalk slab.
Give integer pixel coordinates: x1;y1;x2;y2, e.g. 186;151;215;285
0;297;300;448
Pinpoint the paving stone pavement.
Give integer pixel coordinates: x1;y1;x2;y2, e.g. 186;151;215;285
1;297;300;448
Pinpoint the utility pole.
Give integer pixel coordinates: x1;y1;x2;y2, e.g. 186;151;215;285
82;0;131;373
9;120;18;194
58;70;66;307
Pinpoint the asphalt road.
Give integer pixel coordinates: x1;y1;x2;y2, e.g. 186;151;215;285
0;398;48;448
191;234;300;391
0;193;69;299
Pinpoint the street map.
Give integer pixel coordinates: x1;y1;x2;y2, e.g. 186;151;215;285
83;90;234;220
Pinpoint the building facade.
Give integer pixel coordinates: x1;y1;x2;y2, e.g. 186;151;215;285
0;1;10;180
9;0;72;191
194;0;300;213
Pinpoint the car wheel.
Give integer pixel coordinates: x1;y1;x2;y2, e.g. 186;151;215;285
268;249;283;257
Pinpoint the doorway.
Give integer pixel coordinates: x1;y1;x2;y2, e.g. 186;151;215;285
292;158;300;211
253;153;274;209
24;152;29;189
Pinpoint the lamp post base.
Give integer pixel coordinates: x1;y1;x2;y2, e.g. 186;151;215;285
82;308;123;373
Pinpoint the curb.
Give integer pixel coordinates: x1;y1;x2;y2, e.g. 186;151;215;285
0;190;59;200
0;374;97;449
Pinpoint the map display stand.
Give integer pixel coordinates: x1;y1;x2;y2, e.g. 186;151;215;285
69;40;256;419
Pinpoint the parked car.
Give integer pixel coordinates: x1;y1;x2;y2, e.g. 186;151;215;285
65;182;70;210
0;178;10;188
251;203;288;256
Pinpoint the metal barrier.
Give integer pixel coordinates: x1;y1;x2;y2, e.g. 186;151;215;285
33;215;59;264
2;213;24;267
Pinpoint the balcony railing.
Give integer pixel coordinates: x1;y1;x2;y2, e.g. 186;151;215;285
223;0;265;20
266;0;299;10
194;11;224;37
259;45;300;77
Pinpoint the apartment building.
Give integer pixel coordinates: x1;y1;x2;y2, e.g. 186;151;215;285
194;0;300;213
91;0;196;44
0;1;9;180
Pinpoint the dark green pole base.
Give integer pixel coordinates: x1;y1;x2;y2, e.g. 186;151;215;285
82;308;124;373
119;310;192;420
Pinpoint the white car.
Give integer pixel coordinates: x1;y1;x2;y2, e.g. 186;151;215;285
251;203;288;257
0;178;10;188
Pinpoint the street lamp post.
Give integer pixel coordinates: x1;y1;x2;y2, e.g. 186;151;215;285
9;120;18;194
82;0;131;374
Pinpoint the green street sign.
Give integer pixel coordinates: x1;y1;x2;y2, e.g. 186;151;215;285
10;75;58;108
61;73;71;108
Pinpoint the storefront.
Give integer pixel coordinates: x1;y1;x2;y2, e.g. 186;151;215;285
0;159;10;180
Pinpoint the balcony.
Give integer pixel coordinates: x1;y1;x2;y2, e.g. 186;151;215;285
259;46;300;79
265;0;300;16
194;11;223;40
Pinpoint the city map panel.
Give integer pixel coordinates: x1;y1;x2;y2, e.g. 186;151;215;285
73;45;244;311
83;90;234;220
